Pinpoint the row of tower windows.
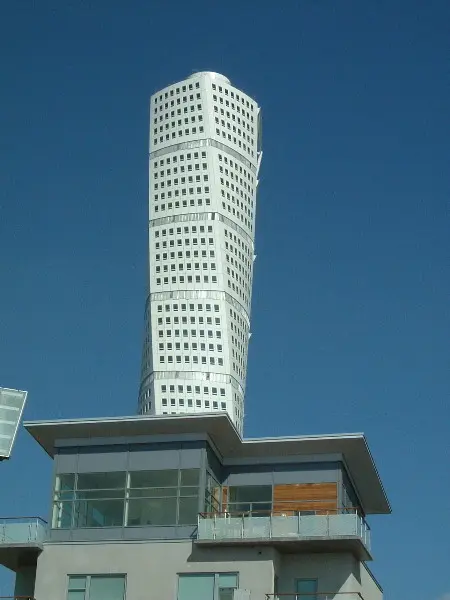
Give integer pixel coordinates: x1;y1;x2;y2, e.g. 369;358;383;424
153;99;203;125
154;81;200;103
154;126;205;145
157;315;221;326
230;308;247;329
161;398;227;410
215;113;254;133
219;164;254;189
227;252;252;276
155;224;213;237
153;198;210;211
215;117;253;146
226;239;251;263
211;82;254;110
154;245;215;260
155;232;214;248
154;162;208;177
162;383;225;395
228;278;250;306
155;275;217;286
157;302;220;313
228;269;251;296
224;228;252;254
155;261;217;273
154;173;209;188
221;200;253;231
154;106;203;123
154;226;251;257
154;93;202;112
154;249;215;262
214;126;254;157
153;273;250;307
159;355;224;366
156;199;253;232
154;152;254;185
154;113;203;134
157;329;222;339
213;97;253;122
153;151;207;166
221;181;254;213
153;184;210;197
153;303;248;343
140;390;243;421
158;342;223;352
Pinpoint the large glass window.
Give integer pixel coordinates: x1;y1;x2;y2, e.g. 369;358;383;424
67;575;125;600
75;472;126;528
53;472;126;529
53;469;200;529
228;485;272;514
204;473;221;514
178;573;238;600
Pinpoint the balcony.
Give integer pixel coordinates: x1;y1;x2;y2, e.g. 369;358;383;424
197;510;371;560
0;518;47;571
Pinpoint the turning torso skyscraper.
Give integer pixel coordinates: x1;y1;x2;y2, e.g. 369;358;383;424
138;71;262;434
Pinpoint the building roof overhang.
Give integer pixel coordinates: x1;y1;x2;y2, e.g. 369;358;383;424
24;412;391;515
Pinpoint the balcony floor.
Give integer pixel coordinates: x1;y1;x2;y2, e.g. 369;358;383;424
0;543;43;571
195;535;372;561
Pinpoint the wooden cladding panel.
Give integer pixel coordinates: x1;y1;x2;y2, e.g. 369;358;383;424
273;483;337;513
219;483;337;513
274;483;337;501
222;486;229;510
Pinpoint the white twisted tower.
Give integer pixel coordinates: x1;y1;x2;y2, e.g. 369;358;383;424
138;72;262;434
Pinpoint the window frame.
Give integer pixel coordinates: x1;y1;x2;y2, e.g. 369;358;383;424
295;578;318;600
67;574;126;600
177;572;239;600
53;469;201;530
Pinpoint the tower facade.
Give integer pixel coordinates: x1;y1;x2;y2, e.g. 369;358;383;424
138;72;262;433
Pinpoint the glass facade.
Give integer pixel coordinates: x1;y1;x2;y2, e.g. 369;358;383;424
53;469;199;529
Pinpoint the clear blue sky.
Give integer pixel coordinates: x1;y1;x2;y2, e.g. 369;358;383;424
1;1;449;598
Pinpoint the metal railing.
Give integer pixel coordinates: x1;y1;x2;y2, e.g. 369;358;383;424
266;594;365;600
0;517;47;545
0;597;36;599
198;509;371;551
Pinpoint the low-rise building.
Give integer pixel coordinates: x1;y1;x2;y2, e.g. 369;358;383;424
0;413;390;600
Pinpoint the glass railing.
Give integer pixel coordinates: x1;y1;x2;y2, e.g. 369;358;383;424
198;509;371;551
265;594;365;600
0;517;47;545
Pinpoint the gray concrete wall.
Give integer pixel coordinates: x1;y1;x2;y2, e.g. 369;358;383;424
54;441;205;474
277;552;360;596
359;563;383;600
14;566;36;598
34;541;276;600
33;540;378;600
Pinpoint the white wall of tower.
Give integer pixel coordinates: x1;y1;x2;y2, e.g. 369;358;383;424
138;72;261;434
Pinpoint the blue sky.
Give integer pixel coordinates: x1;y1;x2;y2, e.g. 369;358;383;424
1;0;449;598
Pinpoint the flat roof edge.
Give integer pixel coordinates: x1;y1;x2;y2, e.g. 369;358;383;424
23;414;391;515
